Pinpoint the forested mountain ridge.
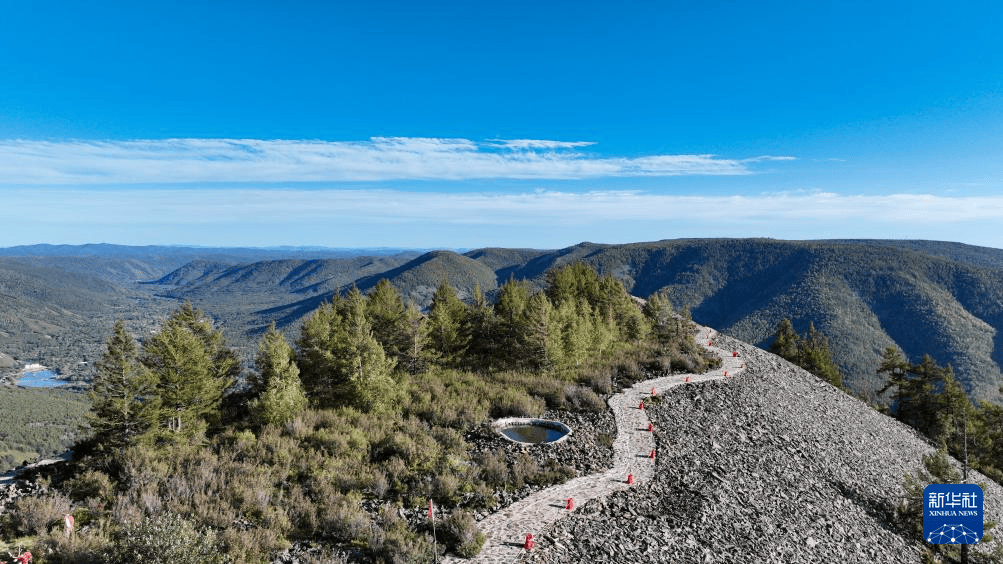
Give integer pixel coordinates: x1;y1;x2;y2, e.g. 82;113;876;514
497;239;1003;401
2;239;1003;403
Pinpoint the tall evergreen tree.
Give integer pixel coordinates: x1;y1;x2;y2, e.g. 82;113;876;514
799;322;843;388
427;281;468;366
400;302;430;375
768;319;843;388
296;291;398;411
461;283;498;370
141;302;239;440
341;287;398;411
769;318;799;360
643;290;675;342
544;262;602;309
249;323;307;426
366;279;408;361
879;350;949;439
521;292;559;370
558;299;594;368
296;296;348;407
88;320;159;455
493;277;531;367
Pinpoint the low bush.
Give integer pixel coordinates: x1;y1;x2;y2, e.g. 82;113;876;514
440;508;485;558
478;448;508;487
65;469;115;504
108;512;229;564
12;492;71;536
564;384;606;412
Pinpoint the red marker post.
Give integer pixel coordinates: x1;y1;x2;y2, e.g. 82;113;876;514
525;533;535;551
626;472;634;485
566;497;574;510
639;400;645;410
649;449;656;459
647;422;654;432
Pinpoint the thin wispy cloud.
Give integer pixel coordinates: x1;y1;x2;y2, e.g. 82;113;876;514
488;139;597;150
0;137;791;184
6;188;1002;227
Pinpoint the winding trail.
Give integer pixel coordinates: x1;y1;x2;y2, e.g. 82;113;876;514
445;325;746;563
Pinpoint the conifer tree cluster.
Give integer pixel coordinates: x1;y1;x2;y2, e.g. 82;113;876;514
88;302;239;460
769;318;844;388
877;346;1003;505
293;263;654;411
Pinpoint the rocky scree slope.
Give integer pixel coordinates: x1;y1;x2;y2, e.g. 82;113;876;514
524;333;1003;563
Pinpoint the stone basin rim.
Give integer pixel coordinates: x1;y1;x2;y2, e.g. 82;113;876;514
492;417;573;445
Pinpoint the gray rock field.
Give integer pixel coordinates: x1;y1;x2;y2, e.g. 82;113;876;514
521;332;1003;563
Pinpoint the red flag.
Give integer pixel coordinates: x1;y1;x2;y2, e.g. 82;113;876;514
428;500;434;520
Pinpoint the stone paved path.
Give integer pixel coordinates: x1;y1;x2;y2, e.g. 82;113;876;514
444;325;746;563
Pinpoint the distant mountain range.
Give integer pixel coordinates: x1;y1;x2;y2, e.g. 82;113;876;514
2;239;1002;403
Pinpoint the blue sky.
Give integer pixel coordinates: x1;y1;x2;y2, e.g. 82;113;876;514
1;1;1002;249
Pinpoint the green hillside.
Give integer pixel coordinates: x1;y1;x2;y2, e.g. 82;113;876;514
3;239;1003;403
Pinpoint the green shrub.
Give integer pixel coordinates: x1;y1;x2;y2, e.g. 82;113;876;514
489;389;545;418
12;492;71;536
66;469;115;503
478;448;508;487
510;452;538;489
35;526;113;564
441;508;485;557
219;526;290;564
564;384;606;412
432;472;461;504
109;512;229;564
369;504;435;564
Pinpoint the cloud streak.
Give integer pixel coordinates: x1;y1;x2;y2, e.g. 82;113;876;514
0;137;791;184
5;187;1002;228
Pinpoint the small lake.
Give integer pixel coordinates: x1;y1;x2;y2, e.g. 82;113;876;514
499;425;568;444
18;369;63;388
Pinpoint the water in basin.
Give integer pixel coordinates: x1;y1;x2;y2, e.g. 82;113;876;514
500;425;567;444
18;369;62;388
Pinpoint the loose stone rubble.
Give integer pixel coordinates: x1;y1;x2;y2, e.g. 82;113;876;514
521;332;1003;563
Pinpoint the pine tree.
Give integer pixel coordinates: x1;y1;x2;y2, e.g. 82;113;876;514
400;302;430;375
974;399;1003;482
296;297;347;407
88;320;158;455
879;350;949;439
427;281;468;366
366;279;408;361
494;277;530;366
559;300;593;368
249;323;307;426
544;262;601;309
461;283;498;370
296;291;397;411
643;291;675;342
799;322;843;388
521;292;559;370
769;318;799;360
141;301;239;440
341;288;398;411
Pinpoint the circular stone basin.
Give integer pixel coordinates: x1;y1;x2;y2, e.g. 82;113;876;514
493;418;572;445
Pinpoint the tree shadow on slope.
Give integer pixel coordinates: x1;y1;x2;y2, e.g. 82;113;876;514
830;479;907;537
